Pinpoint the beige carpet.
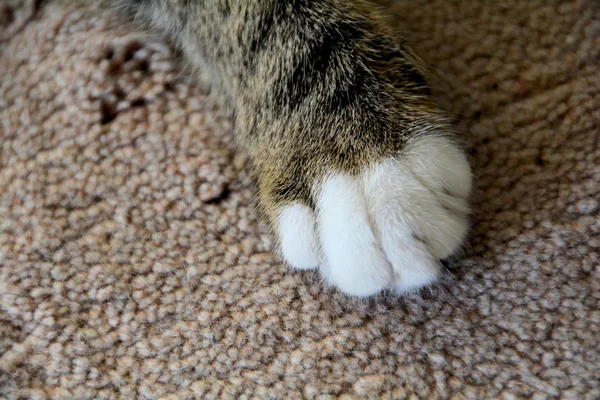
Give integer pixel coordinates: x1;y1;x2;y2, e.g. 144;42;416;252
1;0;599;398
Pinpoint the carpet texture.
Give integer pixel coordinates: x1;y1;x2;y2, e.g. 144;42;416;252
1;0;599;398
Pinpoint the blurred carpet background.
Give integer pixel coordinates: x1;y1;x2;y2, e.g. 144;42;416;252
1;0;598;398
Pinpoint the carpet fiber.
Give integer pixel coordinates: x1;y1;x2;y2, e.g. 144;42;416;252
1;0;599;398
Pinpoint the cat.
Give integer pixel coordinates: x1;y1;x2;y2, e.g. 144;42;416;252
114;0;473;297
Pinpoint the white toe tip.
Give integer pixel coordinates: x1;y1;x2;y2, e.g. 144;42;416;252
317;174;393;297
278;203;319;269
392;255;441;294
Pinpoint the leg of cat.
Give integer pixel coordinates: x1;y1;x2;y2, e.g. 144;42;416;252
116;0;473;296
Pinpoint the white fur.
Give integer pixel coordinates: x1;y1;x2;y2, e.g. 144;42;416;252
316;174;393;297
277;135;471;297
278;204;319;269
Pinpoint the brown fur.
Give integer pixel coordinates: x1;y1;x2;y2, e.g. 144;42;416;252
114;0;451;225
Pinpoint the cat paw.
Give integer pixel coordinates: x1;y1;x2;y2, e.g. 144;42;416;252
275;135;471;297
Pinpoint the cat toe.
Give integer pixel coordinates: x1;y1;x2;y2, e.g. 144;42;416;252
277;203;320;270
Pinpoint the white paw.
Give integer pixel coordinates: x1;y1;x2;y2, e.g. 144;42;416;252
277;135;472;297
